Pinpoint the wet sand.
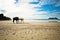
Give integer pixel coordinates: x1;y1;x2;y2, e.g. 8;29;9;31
0;21;60;40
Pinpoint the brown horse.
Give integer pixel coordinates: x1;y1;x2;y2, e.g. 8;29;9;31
13;17;24;23
13;17;19;23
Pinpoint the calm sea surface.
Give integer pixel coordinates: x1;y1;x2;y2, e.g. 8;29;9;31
24;19;60;22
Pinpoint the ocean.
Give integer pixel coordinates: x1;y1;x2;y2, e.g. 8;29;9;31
24;19;60;22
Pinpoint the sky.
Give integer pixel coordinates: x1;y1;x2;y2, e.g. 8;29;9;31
0;0;60;19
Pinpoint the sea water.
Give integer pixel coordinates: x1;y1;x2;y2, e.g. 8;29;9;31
24;19;60;22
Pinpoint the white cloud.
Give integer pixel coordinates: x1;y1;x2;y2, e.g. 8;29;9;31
1;0;35;19
20;0;32;3
30;11;48;19
0;0;50;19
37;0;57;7
33;11;47;15
0;0;4;9
15;0;33;4
5;3;35;19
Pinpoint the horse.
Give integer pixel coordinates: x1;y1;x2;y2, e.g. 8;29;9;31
13;17;19;23
19;18;24;23
13;17;24;23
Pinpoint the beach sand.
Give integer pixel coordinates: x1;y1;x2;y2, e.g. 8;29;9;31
0;21;60;40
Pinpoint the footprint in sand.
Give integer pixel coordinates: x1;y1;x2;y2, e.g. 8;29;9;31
12;32;16;35
5;39;7;40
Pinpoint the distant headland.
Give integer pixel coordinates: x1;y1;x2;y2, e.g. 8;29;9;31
48;17;58;20
0;14;11;21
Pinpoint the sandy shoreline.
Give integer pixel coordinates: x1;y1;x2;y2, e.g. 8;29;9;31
0;21;60;40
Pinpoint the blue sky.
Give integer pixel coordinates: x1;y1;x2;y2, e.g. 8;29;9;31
29;0;60;19
0;0;60;19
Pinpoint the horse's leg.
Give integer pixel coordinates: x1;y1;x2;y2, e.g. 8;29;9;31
16;20;17;23
16;20;19;23
21;20;24;23
13;19;14;23
21;20;22;23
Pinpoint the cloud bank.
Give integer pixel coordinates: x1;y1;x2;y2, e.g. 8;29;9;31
0;0;60;19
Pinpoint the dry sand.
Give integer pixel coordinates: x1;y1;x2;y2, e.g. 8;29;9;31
0;21;60;40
